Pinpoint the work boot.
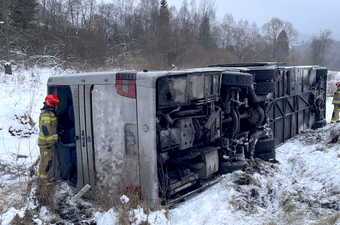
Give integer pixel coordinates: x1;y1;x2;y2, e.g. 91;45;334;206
47;178;56;185
36;179;49;205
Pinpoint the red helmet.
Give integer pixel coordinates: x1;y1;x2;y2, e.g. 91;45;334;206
45;94;60;108
336;81;340;86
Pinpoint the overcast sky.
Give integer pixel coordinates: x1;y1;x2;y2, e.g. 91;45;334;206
167;0;340;41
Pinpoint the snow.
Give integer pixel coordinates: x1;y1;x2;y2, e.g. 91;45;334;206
94;209;119;224
1;66;340;224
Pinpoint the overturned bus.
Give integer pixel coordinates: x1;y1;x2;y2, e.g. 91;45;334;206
46;62;327;208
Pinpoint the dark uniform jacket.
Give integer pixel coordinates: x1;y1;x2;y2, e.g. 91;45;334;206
38;104;58;146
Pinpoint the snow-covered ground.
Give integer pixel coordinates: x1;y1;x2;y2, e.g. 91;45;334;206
0;66;340;225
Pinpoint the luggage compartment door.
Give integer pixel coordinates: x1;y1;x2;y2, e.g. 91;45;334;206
70;85;96;192
91;84;140;195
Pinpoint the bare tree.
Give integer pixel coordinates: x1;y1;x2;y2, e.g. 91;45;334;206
177;0;194;32
198;0;216;22
262;17;298;60
0;0;313;69
230;20;260;62
217;13;235;49
170;0;202;68
308;29;334;65
136;0;159;32
198;0;216;49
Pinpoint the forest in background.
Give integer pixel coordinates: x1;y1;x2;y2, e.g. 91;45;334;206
1;0;340;71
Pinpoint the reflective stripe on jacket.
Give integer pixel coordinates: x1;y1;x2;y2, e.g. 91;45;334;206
38;173;49;179
333;89;340;105
38;107;58;146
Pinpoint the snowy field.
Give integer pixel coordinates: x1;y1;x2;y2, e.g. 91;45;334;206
0;66;340;225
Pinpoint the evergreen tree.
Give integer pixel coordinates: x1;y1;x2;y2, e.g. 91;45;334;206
262;17;297;60
9;0;38;29
157;0;173;67
159;0;170;29
199;13;215;49
274;30;289;62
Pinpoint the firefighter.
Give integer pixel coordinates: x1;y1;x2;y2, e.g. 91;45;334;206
331;82;340;123
37;94;60;180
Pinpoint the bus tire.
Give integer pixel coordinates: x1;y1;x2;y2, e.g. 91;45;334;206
255;82;275;95
222;72;253;87
248;69;276;81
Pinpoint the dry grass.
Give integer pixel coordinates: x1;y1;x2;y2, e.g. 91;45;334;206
8;113;36;137
35;179;58;211
94;185;151;225
263;222;277;225
0;178;62;225
315;212;340;225
10;209;35;225
0;160;37;224
281;198;296;213
92;162;155;224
